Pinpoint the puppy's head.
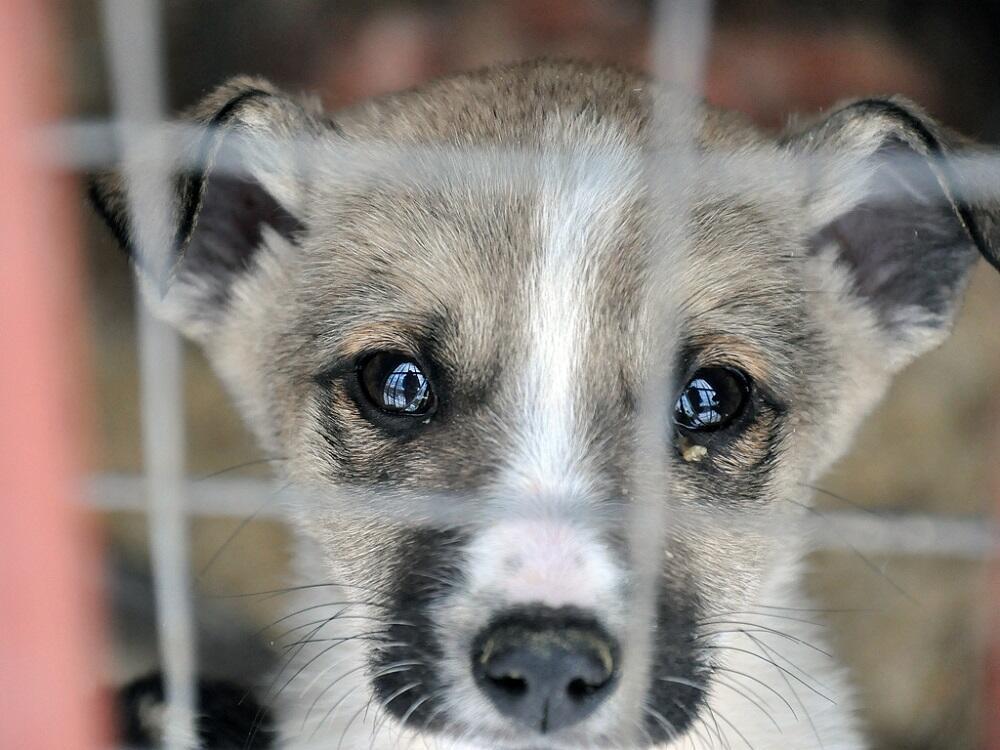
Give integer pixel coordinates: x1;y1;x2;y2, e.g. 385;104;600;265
93;61;999;747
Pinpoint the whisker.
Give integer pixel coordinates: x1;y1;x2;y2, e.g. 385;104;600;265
698;700;734;750
699;609;827;627
745;632;825;749
211;579;394;601
271;622;353;702
712;673;783;732
800;483;881;516
368;681;422;748
407;569;464;589
299;651;364;704
657;681;724;750
244;616;336;749
643;704;681;745
198;473;293;579
671;696;714;750
197;456;287;481
695;620;833;658
310;661;421;736
281;633;399;651
780;497;917;603
696;644;833;703
658;674;708;692
748;603;876;615
198;498;275;579
416;696;450;738
256;600;387;639
304;661;372;734
739;630;834;691
710;703;757;750
267;606;358;644
710;664;798;718
270;614;410;645
395;689;437;738
332;665;420;750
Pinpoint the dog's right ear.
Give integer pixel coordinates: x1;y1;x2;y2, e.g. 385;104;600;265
90;77;328;339
782;98;1000;369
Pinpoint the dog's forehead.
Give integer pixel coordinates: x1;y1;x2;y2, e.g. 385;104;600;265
293;163;807;403
288;63;813;399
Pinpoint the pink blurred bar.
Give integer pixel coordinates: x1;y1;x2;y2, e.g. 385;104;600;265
0;2;108;749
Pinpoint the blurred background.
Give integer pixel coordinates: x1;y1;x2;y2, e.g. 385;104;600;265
60;1;1000;748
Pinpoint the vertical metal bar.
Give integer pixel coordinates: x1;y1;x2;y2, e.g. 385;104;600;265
99;1;198;748
650;1;713;90
0;2;107;749
986;408;1000;750
621;0;714;742
988;565;1000;748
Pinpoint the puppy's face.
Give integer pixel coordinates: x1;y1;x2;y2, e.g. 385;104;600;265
93;62;998;748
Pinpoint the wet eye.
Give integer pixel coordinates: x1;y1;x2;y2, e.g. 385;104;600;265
673;367;750;431
360;352;435;416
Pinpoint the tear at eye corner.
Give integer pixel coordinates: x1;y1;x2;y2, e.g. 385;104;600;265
678;436;708;463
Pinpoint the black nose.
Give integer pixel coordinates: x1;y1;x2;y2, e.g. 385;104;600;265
472;609;618;734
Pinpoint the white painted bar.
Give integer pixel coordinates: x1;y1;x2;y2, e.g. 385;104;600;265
99;2;197;748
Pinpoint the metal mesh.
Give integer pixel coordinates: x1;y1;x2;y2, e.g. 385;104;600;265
33;0;1000;748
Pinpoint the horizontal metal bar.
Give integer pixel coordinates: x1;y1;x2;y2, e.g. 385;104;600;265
89;474;289;519
86;474;999;559
34;120;1000;210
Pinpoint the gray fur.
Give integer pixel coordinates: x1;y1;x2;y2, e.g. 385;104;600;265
92;60;999;749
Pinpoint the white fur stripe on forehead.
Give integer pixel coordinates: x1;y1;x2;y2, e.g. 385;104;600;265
502;133;641;507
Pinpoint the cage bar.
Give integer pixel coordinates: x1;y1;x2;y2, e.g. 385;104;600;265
986;409;1000;750
99;1;198;747
3;1;999;747
619;0;715;741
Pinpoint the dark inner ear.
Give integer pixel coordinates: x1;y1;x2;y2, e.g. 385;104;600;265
89;86;307;307
174;163;304;282
170;88;305;285
810;136;978;329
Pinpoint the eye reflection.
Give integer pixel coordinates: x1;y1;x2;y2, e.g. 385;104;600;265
677;377;722;426
673;367;749;432
360;352;436;417
382;361;431;413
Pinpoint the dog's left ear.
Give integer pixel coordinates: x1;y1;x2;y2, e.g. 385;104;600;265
89;77;327;340
783;98;1000;368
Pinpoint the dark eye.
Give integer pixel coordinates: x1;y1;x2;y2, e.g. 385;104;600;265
360;352;435;416
674;366;750;431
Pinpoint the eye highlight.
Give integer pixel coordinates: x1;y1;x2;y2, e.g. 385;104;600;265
674;367;750;432
360;352;435;416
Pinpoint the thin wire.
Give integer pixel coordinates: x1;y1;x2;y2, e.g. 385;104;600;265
86;473;1000;558
36;118;1000;213
621;0;715;744
78;6;1000;745
99;2;197;748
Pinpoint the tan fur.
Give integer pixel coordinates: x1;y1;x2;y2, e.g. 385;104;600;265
91;60;999;750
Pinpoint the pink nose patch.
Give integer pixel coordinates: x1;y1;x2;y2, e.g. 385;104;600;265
470;520;619;610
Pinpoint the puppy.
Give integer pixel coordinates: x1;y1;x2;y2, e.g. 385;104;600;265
92;59;1000;749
